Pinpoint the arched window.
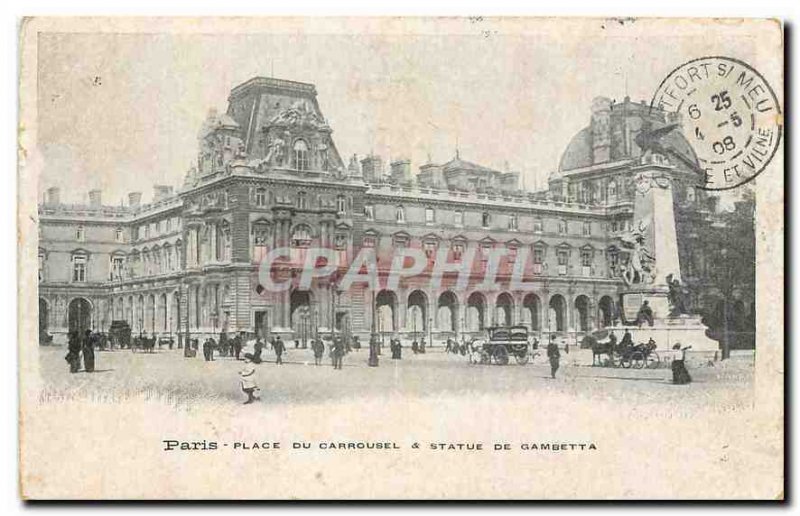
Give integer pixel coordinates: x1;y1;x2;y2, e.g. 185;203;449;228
293;139;309;171
396;205;406;223
115;227;124;243
482;212;490;228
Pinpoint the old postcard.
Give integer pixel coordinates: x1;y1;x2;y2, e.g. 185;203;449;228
18;17;784;499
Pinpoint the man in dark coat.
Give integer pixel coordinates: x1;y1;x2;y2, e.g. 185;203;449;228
83;329;95;372
202;338;210;361
273;335;285;365
219;331;229;357
332;336;344;370
233;332;243;360
65;330;82;373
391;338;402;360
547;335;561;379
312;338;324;366
252;337;264;364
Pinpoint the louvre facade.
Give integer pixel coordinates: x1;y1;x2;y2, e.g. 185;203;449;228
37;77;755;346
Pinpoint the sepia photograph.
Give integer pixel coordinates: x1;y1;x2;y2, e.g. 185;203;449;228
17;16;784;500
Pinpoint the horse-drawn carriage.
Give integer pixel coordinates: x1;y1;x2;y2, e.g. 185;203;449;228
472;326;532;365
586;329;660;369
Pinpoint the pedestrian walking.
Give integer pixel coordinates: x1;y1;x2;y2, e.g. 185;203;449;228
82;329;95;372
239;357;260;404
219;331;229;357
65;330;82;373
312;338;324;366
671;344;693;384
547;335;561;379
391;338;402;359
332;336;344;370
252;337;264;364
273;336;285;365
233;332;243;360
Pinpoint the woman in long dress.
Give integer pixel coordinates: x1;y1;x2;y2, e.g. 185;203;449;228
671;345;692;384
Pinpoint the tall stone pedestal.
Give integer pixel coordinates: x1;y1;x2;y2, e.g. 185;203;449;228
616;162;720;358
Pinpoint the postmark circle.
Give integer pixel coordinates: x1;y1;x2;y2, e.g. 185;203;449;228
651;56;782;191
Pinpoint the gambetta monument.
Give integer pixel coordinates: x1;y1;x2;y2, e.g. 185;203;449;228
617;132;719;356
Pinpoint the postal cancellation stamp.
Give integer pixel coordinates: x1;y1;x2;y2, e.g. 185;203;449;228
651;56;782;190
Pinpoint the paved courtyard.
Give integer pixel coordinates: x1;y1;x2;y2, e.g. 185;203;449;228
36;343;754;412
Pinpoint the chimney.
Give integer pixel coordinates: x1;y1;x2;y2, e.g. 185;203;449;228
45;187;60;205
88;189;102;207
360;155;383;184
590;96;612;164
128;192;142;207
154;185;174;202
390;159;412;184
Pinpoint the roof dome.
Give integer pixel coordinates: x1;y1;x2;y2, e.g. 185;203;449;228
557;126;593;173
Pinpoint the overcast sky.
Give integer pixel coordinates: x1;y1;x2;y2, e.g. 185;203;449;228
34;18;776;205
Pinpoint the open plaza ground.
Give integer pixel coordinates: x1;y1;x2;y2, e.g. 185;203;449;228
37;343;755;412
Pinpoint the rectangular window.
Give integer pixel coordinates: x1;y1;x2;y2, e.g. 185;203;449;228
533;247;544;274
72;255;87;282
558;220;567;234
452;243;464;262
557;249;569;275
253;226;270;262
76;226;85;242
364;205;374;221
425;207;435;224
583;221;592;236
111;256;124;280
424;241;437;259
482;212;490;228
507;246;518;263
508;214;518;231
255;189;267;207
454;211;463;226
363;236;377;248
38;254;45;281
115;228;123;243
166;218;172;233
581;250;592;267
533;219;543;233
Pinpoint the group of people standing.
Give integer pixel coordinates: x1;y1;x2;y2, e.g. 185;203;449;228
65;329;96;373
202;332;245;361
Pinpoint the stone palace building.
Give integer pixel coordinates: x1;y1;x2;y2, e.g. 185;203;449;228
37;77;755;346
